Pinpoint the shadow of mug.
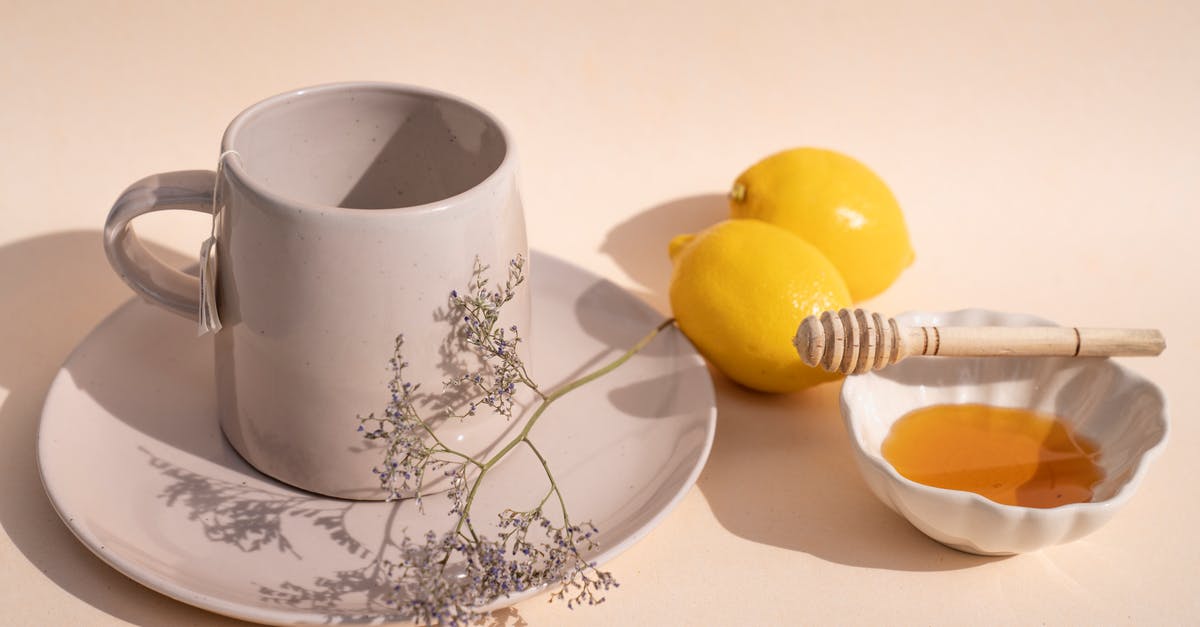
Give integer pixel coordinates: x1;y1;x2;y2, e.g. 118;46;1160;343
0;230;257;625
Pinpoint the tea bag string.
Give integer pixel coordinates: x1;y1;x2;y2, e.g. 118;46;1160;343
199;150;240;335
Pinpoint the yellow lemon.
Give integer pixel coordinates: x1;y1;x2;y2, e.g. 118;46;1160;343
668;219;851;393
729;147;914;301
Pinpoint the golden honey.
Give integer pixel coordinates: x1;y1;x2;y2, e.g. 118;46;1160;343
881;404;1103;508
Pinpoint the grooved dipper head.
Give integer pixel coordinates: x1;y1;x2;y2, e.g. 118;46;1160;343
796;308;900;375
794;315;826;367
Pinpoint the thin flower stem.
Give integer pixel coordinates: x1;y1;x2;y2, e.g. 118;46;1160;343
487;316;676;470
536;491;553;512
437;448;484;468
452;318;675;535
516;363;545;400
524;438;569;526
424;438;483;469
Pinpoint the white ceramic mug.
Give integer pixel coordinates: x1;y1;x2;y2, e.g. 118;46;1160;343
104;83;529;499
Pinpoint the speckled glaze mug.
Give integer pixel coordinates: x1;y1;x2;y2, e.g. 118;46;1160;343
103;83;529;499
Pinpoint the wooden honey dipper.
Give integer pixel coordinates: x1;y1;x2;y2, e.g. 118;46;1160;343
794;308;1166;375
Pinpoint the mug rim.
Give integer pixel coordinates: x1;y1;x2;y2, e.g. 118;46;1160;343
219;81;516;216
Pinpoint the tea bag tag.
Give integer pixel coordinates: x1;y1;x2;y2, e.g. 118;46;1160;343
198;151;237;335
198;236;220;335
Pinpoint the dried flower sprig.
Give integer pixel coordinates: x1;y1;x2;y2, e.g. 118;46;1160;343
358;255;673;624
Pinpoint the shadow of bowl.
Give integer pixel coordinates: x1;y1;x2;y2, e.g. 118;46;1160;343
695;375;1003;571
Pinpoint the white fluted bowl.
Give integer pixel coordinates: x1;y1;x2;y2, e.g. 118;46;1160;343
841;309;1168;555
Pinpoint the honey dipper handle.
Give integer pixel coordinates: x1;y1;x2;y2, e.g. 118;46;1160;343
795;309;1168;375
903;326;1166;358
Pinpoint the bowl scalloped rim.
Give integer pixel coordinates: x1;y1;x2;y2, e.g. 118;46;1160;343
840;308;1169;555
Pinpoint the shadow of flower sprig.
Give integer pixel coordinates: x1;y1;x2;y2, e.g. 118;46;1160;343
142;447;415;622
256;500;408;620
141;446;332;558
358;256;673;625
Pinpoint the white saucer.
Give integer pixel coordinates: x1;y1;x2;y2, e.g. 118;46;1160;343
37;251;716;625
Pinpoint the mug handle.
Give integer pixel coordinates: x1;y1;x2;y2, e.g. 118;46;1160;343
103;170;216;322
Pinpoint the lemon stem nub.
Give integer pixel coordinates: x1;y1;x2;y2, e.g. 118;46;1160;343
729;182;746;203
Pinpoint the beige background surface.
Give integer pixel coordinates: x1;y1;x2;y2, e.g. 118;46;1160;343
2;1;1198;625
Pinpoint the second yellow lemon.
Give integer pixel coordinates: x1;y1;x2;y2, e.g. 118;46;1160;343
668;219;851;393
730;147;914;301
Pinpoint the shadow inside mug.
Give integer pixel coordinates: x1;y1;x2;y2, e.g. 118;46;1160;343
338;100;506;210
0;229;256;625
